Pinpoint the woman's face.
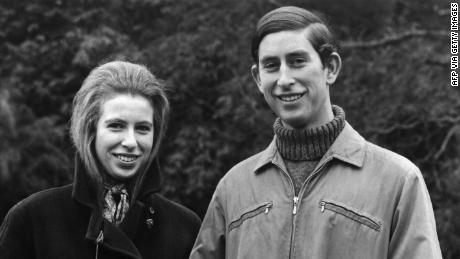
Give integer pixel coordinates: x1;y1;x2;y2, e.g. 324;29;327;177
95;93;154;180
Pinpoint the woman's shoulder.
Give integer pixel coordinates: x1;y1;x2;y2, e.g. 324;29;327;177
19;184;72;206
5;184;73;218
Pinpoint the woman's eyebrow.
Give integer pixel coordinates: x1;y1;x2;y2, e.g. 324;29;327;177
136;121;154;127
104;118;125;124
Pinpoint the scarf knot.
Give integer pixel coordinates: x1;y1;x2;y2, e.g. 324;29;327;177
103;184;129;225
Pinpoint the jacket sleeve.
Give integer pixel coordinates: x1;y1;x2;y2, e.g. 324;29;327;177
0;202;34;259
388;167;443;259
189;184;226;259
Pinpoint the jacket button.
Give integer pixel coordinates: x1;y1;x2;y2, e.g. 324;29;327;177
149;207;155;215
146;218;154;229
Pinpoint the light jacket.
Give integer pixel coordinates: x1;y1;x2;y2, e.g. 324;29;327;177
190;122;442;259
0;156;201;259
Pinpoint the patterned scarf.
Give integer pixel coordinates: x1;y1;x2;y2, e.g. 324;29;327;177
103;184;130;225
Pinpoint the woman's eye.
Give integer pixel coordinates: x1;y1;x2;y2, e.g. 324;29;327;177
108;123;124;130
137;125;152;133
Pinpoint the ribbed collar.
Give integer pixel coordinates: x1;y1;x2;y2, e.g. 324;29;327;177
274;105;345;161
254;121;366;174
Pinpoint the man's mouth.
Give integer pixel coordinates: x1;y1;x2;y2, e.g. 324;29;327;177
113;154;139;163
278;93;305;102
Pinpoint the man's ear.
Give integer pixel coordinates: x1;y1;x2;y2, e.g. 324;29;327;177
325;52;342;85
251;64;263;93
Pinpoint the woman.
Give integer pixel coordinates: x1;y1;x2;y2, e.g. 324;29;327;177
0;61;201;259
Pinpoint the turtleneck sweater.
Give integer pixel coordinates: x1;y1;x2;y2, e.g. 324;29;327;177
273;105;345;195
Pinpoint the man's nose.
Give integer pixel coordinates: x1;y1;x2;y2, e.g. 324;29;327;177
276;63;295;88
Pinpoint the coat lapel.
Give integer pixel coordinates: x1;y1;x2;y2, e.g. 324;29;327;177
82;201;145;259
71;155;162;259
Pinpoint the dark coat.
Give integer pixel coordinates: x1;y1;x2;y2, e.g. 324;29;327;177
0;158;201;259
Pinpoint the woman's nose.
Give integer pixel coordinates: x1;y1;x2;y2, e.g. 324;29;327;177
121;130;137;149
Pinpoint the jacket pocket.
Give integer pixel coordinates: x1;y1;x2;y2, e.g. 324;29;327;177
228;201;273;232
319;199;382;231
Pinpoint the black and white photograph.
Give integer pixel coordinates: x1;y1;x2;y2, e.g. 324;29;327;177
0;0;456;258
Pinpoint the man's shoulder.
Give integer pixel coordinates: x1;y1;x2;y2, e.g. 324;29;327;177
221;149;266;182
364;141;420;176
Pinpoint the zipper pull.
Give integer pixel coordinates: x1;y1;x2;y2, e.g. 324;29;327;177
95;230;104;259
320;201;325;212
292;196;299;215
265;203;273;214
96;230;104;244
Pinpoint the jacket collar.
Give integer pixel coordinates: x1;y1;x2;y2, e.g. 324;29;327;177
71;155;162;209
254;122;366;173
71;155;162;259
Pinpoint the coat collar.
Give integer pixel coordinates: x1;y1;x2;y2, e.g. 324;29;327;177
254;122;366;173
84;201;146;259
71;155;162;259
71;155;162;208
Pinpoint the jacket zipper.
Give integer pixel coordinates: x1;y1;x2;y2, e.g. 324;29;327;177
272;163;297;259
288;157;333;259
289;196;299;258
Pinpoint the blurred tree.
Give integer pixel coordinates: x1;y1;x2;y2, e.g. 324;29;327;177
0;0;457;257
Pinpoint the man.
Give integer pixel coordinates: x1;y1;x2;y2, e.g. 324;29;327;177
190;6;442;259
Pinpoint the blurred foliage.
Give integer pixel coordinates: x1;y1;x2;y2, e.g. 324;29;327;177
0;0;457;257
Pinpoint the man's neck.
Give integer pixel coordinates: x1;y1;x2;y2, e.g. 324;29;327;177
274;105;346;161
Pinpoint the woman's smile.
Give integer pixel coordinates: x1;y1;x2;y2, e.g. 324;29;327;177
113;153;140;163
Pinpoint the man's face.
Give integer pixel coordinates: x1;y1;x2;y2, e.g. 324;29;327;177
253;28;340;129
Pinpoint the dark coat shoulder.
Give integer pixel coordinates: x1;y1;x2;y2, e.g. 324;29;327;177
0;186;201;259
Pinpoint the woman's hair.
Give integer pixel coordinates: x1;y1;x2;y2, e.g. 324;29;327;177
70;61;169;185
251;6;338;66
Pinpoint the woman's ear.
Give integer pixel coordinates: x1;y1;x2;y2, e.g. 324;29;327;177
251;64;263;93
325;52;342;85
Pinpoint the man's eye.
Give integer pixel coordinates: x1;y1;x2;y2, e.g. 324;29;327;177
291;58;306;66
263;62;279;71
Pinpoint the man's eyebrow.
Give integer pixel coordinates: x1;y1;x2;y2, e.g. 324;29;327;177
260;50;311;63
287;50;310;57
259;56;278;64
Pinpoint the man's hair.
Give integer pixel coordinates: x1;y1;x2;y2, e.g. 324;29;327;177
70;61;170;185
251;6;338;66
